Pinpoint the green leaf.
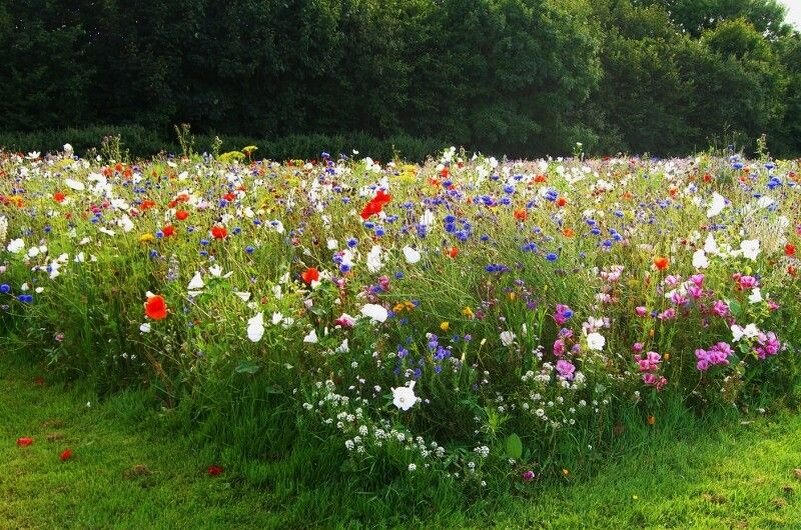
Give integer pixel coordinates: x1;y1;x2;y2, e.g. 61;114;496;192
235;360;260;374
505;433;523;460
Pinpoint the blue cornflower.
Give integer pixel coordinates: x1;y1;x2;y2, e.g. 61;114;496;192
0;284;10;294
545;253;558;262
245;246;255;254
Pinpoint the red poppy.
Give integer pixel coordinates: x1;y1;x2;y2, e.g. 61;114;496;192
175;210;189;221
534;175;547;184
302;267;320;285
513;209;528;222
53;191;66;203
60;448;73;461
140;199;156;211
144;295;168;320
360;190;391;220
562;228;575;238
208;465;224;476
785;244;796;257
440;167;449;178
788;265;797;277
555;197;567;208
162;225;175;238
16;437;33;447
653;256;669;271
223;192;236;202
447;246;459;258
211;225;227;239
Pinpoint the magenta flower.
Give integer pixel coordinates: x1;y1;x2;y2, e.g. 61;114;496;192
555;360;576;381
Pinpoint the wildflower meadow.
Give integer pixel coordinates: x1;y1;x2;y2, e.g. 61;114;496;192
2;143;800;523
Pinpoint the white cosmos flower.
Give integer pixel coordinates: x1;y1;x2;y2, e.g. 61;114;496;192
327;239;338;250
392;381;418;411
7;238;24;253
732;323;760;342
704;233;718;255
586;332;606;351
706;192;727;217
187;272;205;290
361;303;388;323
139;323;152;333
234;291;251;302
499;331;516;346
692;249;709;269
740;239;760;261
247;312;265;342
402;246;421;264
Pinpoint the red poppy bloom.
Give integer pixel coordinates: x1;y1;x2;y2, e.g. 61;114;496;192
556;197;567;207
302;267;320;285
447;246;459;258
440;167;449;178
534;175;547;184
140;199;156;211
16;437;33;447
653;256;669;271
162;225;175;238
211;225;227;239
208;465;224;476
360;190;391;220
144;295;168;320
53;191;66;203
513;209;527;222
562;228;575;238
785;244;796;257
175;210;189;221
223;192;236;202
60;448;73;461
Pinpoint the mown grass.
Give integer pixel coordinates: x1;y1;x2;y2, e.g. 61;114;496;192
2;351;799;529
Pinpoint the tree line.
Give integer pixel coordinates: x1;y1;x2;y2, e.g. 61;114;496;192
1;0;799;158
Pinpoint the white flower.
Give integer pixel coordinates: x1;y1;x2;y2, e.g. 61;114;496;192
271;312;284;325
704;233;718;255
586;332;606;351
327;239;338;250
7;238;24;253
692;249;709;269
706;192;727;217
740;239;760;261
402;246;421;264
361;303;388;323
499;331;516;346
303;329;318;343
234;291;251;302
392;381;418;411
748;288;763;304
65;178;85;191
732;323;760;342
139;323;152;333
366;245;383;272
187;272;205;290
247;312;265;342
63;143;73;153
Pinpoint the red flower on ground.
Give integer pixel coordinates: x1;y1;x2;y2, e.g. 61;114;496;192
302;267;320;285
60;448;73;461
211;225;227;239
162;224;175;238
447;246;459;259
144;294;168;320
207;465;224;476
175;210;189;221
556;196;567;208
16;437;33;447
53;191;66;203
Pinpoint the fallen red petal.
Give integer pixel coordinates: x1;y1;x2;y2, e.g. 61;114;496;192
16;437;33;447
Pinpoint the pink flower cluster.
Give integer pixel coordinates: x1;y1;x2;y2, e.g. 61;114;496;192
695;342;733;371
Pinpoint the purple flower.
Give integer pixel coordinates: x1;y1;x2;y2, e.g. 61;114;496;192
555;360;576;381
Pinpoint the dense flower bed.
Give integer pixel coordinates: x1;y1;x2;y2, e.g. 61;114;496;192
1;146;799;487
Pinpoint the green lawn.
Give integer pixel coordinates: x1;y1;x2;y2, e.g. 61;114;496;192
2;354;800;529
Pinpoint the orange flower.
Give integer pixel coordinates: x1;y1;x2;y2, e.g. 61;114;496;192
647;415;656;426
785;244;796;257
513;208;528;222
447;246;459;258
175;210;189;221
301;267;320;285
144;294;168;320
556;196;567;207
211;225;227;239
162;224;175;238
562;227;575;238
653;256;669;270
534;174;547;184
53;191;66;203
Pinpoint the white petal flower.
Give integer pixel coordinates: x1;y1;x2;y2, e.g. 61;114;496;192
139;323;152;333
704;233;718;255
706;192;727;217
744;323;760;338
586;332;606;351
234;291;251;302
740;239;760;261
65;178;85;191
392;381;418;411
187;272;205;290
692;249;709;269
247;312;265;342
303;329;318;343
366;245;383;273
403;246;421;264
499;331;516;346
361;303;388;323
731;324;745;342
748;288;762;304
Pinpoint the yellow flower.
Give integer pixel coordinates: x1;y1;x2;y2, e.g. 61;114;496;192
509;292;517;301
393;303;406;313
462;306;474;319
663;352;670;361
139;233;155;243
440;321;450;332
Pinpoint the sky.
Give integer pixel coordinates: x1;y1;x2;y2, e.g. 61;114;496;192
780;0;801;28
